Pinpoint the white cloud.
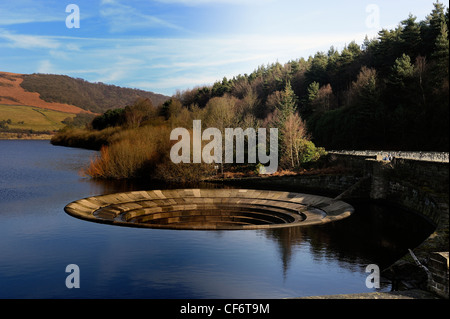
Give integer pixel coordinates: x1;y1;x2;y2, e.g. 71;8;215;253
37;60;55;73
129;76;219;90
154;0;273;5
0;1;62;26
100;0;118;4
95;70;128;83
0;27;377;95
0;16;60;26
0;29;60;49
100;0;183;32
93;56;145;83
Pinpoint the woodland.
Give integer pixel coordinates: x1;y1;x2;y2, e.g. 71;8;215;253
51;3;449;181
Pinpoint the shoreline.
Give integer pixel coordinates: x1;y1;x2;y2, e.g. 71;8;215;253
0;132;53;140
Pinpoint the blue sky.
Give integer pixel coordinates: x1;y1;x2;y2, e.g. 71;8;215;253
0;0;447;96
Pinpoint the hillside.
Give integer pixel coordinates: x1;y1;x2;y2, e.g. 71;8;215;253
20;73;169;114
0;72;89;114
0;71;169;135
0;71;169;114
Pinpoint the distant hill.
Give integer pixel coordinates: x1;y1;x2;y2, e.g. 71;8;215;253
0;71;169;114
19;73;169;113
0;71;170;135
0;72;89;114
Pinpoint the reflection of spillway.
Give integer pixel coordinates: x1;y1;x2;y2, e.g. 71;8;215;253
64;189;354;230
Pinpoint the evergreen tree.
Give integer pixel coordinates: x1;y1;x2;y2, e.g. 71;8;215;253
275;81;298;127
422;1;447;56
300;81;319;119
171;3;449;151
431;22;449;81
446;7;450;39
374;27;404;75
305;52;329;85
400;14;422;58
306;81;320;104
389;54;415;88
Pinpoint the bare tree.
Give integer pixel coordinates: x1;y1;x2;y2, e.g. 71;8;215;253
124;98;154;128
281;112;308;168
204;95;239;174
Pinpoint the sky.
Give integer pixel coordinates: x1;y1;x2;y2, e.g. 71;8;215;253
0;0;448;96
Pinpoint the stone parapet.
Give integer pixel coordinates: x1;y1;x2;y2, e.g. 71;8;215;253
427;252;449;299
329;151;449;163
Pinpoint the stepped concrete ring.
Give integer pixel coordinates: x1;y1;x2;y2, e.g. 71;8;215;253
64;189;354;230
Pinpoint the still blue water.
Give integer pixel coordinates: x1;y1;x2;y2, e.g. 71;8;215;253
0;140;431;298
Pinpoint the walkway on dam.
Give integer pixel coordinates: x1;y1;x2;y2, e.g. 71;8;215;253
299;289;441;299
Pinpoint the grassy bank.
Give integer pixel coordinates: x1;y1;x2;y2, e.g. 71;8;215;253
0;132;53;140
0;104;76;132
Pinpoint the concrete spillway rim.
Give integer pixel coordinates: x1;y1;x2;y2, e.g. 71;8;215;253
64;189;354;231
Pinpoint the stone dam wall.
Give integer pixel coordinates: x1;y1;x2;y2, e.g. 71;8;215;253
217;150;449;298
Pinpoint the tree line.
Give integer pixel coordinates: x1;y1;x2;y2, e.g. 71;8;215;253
53;3;449;181
169;2;449;152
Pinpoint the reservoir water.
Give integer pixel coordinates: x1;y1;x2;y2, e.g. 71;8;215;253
0;140;433;298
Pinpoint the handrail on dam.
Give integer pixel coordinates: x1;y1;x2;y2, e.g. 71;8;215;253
328;150;449;163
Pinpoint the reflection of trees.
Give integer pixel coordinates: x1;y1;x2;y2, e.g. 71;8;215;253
263;227;305;277
264;201;435;275
86;180;434;278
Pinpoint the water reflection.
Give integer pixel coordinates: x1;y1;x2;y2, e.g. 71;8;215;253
73;161;435;291
264;200;434;278
0;140;436;298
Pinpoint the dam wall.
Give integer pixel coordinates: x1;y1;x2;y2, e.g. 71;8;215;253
218;150;449;297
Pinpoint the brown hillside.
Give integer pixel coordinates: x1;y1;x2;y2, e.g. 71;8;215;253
0;72;91;114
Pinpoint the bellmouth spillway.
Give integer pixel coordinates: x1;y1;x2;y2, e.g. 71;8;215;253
64;189;354;230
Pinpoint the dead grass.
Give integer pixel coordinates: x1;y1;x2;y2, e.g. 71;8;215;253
82;125;172;179
82;124;218;182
